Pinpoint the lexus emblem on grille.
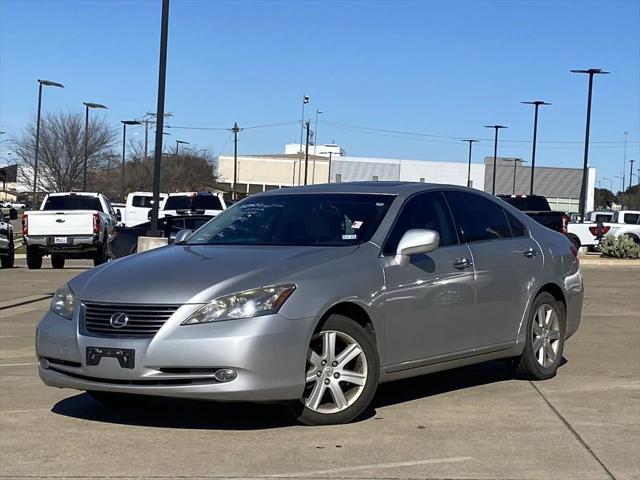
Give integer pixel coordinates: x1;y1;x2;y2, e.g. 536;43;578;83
109;312;129;329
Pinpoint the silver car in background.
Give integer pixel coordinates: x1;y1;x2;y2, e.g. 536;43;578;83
37;182;583;425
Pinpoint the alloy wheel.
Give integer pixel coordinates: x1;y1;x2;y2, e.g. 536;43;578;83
532;303;561;368
304;330;368;414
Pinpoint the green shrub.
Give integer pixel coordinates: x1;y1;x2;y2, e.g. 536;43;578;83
599;235;640;259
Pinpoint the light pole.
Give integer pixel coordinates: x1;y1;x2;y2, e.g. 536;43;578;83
33;79;64;205
630;160;635;190
601;177;613;191
622;131;629;191
83;102;108;191
149;0;170;236
175;140;189;156
299;95;309;154
461;139;478;188
312;109;323;184
571;68;610;221
303;121;311;185
521;100;551;194
121;120;141;200
512;159;527;195
484;125;507;195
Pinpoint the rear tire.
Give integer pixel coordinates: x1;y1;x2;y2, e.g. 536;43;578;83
51;254;65;269
291;314;379;426
0;240;14;268
93;240;108;266
26;245;42;270
514;292;566;380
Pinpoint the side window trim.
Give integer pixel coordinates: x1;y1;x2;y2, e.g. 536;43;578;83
380;190;460;256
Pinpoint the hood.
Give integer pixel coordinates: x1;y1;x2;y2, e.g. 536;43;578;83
69;243;358;304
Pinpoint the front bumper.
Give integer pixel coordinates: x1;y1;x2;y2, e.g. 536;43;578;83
36;307;313;401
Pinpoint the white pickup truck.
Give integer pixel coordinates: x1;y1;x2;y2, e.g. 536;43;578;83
157;192;226;219
22;192;117;269
123;191;168;226
606;210;640;243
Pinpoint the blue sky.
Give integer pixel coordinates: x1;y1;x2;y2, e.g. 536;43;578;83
1;0;639;190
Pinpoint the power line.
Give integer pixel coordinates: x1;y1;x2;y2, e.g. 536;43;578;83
165;120;298;131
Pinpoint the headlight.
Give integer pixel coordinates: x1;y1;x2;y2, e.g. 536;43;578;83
182;284;296;325
50;284;75;320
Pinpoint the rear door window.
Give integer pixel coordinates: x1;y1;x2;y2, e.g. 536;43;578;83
623;213;640;224
445;191;512;243
504;210;527;237
132;196;155;208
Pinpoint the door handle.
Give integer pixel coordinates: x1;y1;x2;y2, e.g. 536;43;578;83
522;248;539;258
453;257;473;269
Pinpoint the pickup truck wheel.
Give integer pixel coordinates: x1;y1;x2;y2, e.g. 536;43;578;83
0;240;14;268
26;245;42;270
93;241;108;266
51;254;65;269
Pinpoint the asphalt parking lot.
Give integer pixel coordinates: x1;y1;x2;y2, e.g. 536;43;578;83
0;259;638;480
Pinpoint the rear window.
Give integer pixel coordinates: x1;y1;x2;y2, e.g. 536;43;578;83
42;195;102;212
594;214;612;223
498;195;550;211
164;195;222;211
623;213;640;224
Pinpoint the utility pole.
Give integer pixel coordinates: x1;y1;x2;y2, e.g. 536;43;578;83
327;151;333;183
571;68;610;221
232;122;240;200
304;121;311;185
462;139;478;188
630;160;635;190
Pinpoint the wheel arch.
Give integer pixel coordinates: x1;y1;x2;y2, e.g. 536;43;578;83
536;282;567;311
317;301;376;339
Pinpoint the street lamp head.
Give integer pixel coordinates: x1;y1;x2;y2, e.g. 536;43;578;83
38;79;64;88
522;101;552;106
571;68;610;75
176;140;190;145
484;125;507;129
83;102;108;109
121;120;142;126
461;139;479;143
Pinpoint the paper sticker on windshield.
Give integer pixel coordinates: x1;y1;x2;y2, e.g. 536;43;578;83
342;234;357;240
351;221;363;229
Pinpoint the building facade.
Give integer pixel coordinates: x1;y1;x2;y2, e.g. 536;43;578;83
216;147;595;212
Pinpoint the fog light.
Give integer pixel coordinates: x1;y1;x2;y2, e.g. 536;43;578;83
214;368;237;382
39;358;50;370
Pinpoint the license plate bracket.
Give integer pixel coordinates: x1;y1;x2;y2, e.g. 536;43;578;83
86;347;135;369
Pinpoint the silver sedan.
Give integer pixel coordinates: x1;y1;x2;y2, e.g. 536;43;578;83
36;183;583;425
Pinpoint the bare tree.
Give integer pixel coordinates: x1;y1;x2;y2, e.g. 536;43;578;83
13;111;116;194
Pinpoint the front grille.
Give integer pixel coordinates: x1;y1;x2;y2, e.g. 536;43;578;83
83;303;179;337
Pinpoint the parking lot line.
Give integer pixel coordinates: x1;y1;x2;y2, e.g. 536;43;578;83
0;362;36;367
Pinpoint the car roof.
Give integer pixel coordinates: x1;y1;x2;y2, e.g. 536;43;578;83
256;181;458;196
47;192;100;197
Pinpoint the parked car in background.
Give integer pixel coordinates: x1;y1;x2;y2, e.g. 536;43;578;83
605;210;640;243
37;183;582;425
110;214;212;259
124;191;168;226
22;192;118;269
0;208;17;268
157;192;226;219
497;194;569;235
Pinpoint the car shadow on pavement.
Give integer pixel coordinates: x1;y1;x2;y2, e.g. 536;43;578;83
51;358;565;430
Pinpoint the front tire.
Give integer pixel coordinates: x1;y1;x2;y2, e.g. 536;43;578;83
51;254;65;269
292;314;379;426
515;292;566;380
26;245;42;270
93;240;108;266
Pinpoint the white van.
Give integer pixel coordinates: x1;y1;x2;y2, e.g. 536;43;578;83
124;192;168;226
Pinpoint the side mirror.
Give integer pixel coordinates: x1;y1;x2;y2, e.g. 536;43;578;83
173;229;193;244
9;208;18;220
115;210;122;222
395;229;440;267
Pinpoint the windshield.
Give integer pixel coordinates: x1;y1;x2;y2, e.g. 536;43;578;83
165;194;222;211
187;193;395;246
42;195;102;211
